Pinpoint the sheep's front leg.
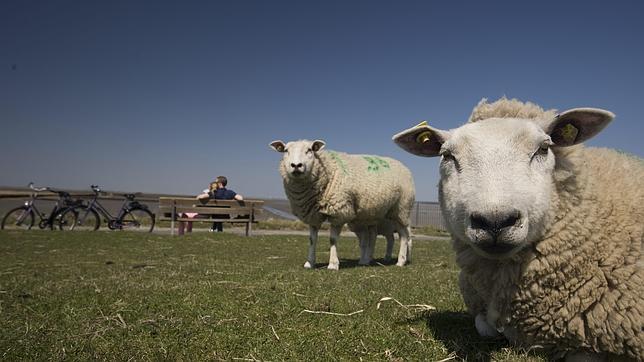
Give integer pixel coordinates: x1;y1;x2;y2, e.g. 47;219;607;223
328;225;342;270
396;226;411;266
304;225;319;269
475;314;501;338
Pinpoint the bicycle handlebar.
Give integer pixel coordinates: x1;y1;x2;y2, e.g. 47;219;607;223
28;182;49;192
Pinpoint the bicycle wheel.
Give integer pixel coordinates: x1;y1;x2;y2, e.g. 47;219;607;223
49;206;73;230
42;207;63;230
119;207;155;232
1;207;35;230
59;206;100;231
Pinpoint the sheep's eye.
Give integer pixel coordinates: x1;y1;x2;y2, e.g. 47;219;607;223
535;141;552;157
306;148;313;154
531;141;553;162
440;150;455;161
440;150;461;172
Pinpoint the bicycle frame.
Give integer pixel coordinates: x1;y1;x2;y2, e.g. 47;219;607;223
11;184;77;229
88;197;135;220
81;189;139;229
9;199;45;229
23;200;47;222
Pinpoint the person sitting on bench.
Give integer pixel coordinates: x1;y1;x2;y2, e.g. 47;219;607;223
177;182;214;235
196;176;243;232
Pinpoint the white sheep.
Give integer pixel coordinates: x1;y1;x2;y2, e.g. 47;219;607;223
393;98;643;360
270;139;415;269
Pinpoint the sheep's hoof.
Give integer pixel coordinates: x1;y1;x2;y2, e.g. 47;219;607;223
396;260;406;267
303;261;313;269
358;258;371;266
327;262;339;270
475;314;501;338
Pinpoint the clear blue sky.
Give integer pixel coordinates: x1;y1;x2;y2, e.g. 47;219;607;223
1;0;643;201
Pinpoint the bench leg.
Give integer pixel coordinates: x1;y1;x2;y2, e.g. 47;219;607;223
245;222;250;237
170;204;176;236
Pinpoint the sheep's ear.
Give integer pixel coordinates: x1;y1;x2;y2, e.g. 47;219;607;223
545;108;614;147
392;121;450;157
311;140;326;152
270;140;286;153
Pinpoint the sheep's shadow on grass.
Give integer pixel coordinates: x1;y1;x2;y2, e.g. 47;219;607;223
423;311;509;362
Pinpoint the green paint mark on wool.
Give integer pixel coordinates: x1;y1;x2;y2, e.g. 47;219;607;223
328;151;349;175
363;156;390;172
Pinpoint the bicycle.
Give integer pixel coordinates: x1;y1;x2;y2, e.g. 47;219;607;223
58;185;155;232
1;183;83;230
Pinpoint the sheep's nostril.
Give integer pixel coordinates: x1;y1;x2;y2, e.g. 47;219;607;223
470;209;521;235
470;213;491;231
290;163;304;174
499;211;521;230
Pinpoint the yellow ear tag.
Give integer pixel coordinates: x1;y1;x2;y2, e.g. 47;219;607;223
560;123;579;143
413;121;431;143
416;131;432;144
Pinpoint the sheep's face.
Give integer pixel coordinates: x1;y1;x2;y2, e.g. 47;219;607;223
270;139;326;181
393;106;613;259
437;118;554;258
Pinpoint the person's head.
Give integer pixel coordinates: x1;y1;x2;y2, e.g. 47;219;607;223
208;181;218;192
215;176;228;189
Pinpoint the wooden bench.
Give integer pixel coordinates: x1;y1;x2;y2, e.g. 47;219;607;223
158;197;264;236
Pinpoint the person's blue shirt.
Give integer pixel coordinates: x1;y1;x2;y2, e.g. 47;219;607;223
209;188;237;200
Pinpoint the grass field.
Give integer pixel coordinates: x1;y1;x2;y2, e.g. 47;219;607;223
0;231;545;361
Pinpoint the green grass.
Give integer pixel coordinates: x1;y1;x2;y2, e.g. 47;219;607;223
254;218;311;231
156;218;450;239
0;231;545;361
412;225;450;238
256;218;450;238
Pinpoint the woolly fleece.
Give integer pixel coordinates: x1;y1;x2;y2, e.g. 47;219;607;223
279;147;415;229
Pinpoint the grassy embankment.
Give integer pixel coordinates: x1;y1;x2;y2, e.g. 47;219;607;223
0;230;544;361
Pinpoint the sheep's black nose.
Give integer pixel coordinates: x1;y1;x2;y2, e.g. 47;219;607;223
290;163;303;169
470;209;521;236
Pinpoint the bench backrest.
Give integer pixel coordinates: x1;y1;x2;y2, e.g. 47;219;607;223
158;197;264;218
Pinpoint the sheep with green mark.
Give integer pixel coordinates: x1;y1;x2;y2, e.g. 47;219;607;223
270;139;415;269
